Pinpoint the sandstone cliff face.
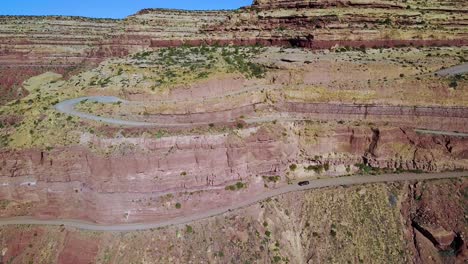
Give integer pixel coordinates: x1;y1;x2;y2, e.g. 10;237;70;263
216;0;468;48
0;125;466;223
0;16;126;103
1;179;465;264
0;185;409;264
277;102;468;131
0;128;294;223
252;0;466;9
0;2;466;262
401;179;467;263
1;0;467;102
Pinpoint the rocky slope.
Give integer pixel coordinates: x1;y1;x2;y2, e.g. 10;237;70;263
401;178;468;263
1;0;467;102
0;2;467;263
0;16;124;103
1;178;466;263
1;124;467;223
214;0;468;48
0;44;466;225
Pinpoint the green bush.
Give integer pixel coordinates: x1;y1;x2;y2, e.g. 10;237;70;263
289;164;297;171
225;181;247;191
355;163;381;175
225;185;236;191
263;176;281;183
448;74;465;89
305;164;324;174
235;182;245;189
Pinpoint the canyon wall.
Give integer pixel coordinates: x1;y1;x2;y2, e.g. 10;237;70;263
1;0;467;102
0;128;292;223
0;125;466;223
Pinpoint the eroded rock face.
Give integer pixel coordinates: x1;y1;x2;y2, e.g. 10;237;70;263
252;0;465;9
0;125;466;223
0;128;295;223
1;0;467;102
0;183;411;263
57;231;100;264
401;180;468;264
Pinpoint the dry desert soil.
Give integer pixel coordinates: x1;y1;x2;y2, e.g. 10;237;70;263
0;0;467;263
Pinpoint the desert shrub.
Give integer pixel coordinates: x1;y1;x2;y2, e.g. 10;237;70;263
355;163;382;175
448;74;464;88
132;51;152;60
289;164;297;171
221;47;266;78
263;176;281;183
225;182;246;191
305;164;324;174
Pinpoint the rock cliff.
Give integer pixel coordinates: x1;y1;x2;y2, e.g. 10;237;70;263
0;3;467;262
1;125;466;223
1;0;467;101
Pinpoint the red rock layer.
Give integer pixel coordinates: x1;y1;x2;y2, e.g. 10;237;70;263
150;38;468;49
251;0;467;10
1;1;467;101
0;129;290;223
401;179;468;263
279;102;468;118
0;126;466;223
277;102;468;131
252;0;406;9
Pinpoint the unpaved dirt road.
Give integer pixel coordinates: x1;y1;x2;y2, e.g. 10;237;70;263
55;96;234;127
436;62;468;76
48;65;468;232
0;171;465;232
55;61;468;127
55;96;162;127
415;129;468;137
55;96;468;137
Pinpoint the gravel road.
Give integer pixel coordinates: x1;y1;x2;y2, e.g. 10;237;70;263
0;171;465;232
436;62;468;76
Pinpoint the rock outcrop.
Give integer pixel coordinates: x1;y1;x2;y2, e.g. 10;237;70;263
402;180;468;263
1;0;467;102
0;129;292;223
0;125;466;223
0;2;466;263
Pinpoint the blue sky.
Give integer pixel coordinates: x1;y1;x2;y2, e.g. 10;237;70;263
0;0;253;18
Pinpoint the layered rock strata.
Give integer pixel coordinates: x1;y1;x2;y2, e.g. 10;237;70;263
0;126;466;223
1;0;467;100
